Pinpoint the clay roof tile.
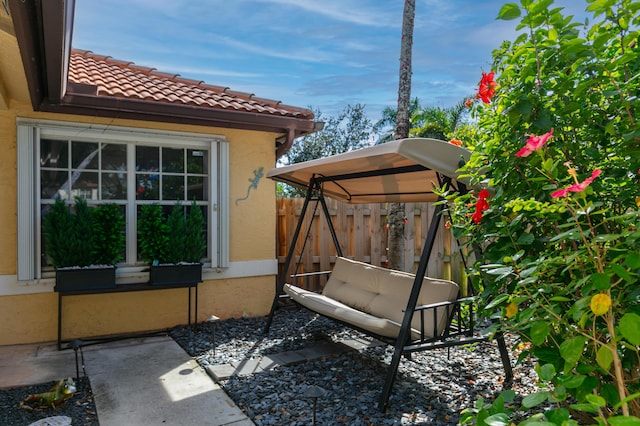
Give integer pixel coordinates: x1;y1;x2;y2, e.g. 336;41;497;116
67;49;313;119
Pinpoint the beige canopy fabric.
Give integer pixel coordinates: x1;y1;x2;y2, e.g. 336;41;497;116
267;138;471;203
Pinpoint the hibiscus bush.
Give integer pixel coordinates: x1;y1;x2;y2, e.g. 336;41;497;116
449;0;640;424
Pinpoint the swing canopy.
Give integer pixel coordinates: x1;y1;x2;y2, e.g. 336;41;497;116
268;138;471;203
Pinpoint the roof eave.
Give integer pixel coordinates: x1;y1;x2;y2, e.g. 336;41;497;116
40;93;318;137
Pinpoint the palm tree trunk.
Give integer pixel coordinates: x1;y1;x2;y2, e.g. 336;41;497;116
388;0;415;271
395;0;414;141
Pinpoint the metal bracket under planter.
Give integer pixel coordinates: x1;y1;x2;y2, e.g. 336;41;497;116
149;263;202;286
54;266;117;292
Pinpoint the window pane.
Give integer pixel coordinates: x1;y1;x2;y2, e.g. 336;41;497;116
187;176;205;201
72;171;99;200
162;148;184;173
136;173;159;200
187;149;207;174
136;146;159;172
162;175;184;200
114;204;127;263
41;170;70;199
72;141;100;169
102;172;127;200
41;204;56;267
102;144;127;171
41;139;68;168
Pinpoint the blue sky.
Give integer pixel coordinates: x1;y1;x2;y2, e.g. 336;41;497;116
72;0;588;123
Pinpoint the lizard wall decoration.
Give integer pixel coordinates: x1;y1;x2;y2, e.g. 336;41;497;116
236;166;264;205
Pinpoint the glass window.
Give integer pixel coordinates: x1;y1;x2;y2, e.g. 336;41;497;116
17;122;228;280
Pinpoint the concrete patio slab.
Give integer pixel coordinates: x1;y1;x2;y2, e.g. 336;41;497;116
0;336;253;426
0;342;79;388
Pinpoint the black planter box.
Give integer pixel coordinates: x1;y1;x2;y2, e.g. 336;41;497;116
54;266;117;292
149;263;202;286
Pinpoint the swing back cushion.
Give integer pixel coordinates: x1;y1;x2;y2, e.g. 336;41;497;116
284;257;459;340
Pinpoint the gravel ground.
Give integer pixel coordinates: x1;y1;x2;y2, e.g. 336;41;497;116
0;376;98;426
171;308;540;425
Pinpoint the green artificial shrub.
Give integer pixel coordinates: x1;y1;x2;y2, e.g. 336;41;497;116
92;203;125;265
138;201;205;264
43;197;125;267
137;203;169;264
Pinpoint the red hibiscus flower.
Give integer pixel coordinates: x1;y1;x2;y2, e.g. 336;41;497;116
516;128;554;157
551;169;602;198
472;189;490;224
475;72;497;104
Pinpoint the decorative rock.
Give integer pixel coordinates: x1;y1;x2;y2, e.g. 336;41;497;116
28;416;72;426
170;309;539;425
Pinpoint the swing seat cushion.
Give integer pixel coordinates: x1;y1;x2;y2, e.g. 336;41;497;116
283;257;459;340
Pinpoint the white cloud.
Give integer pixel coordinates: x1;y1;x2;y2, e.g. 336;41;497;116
252;0;399;28
203;34;341;64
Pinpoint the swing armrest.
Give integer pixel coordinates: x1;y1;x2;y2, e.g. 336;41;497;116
290;270;332;279
288;270;332;294
414;296;477;311
412;296;478;342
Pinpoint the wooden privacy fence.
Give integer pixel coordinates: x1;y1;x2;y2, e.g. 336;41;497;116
276;198;467;292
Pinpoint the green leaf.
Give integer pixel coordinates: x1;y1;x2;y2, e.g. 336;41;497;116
608;416;640;425
490;394;506;415
544;408;571;424
497;3;521;20
522;391;550;408
611;263;632;282
569;403;599;413
591;273;611;290
534;346;560;363
485;293;510;309
476;407;489;425
585;394;606;407
626;253;640;269
605;120;616;135
596;345;614;371
602;383;620;406
484;413;509;426
560;336;587;373
499;389;516;403
549;296;571;302
519;266;538;278
614;392;640;410
556;374;585;389
548;27;558;41
594;233;619;242
486;266;513;276
538;363;556;381
619;15;628;30
619;313;640;346
530;321;551;345
517;232;535;245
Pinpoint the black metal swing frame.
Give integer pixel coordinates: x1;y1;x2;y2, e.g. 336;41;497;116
263;138;513;412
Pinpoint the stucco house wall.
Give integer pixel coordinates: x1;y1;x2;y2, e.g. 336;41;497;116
0;1;316;345
0;104;280;345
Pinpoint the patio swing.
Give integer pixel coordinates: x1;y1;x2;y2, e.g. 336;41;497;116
263;138;513;412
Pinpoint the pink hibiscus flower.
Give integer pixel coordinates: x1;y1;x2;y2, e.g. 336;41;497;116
516;128;554;157
551;169;602;198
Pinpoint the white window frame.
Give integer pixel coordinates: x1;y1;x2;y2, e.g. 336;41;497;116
16;119;229;281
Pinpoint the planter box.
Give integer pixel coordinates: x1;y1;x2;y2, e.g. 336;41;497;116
149;263;202;286
54;266;117;292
